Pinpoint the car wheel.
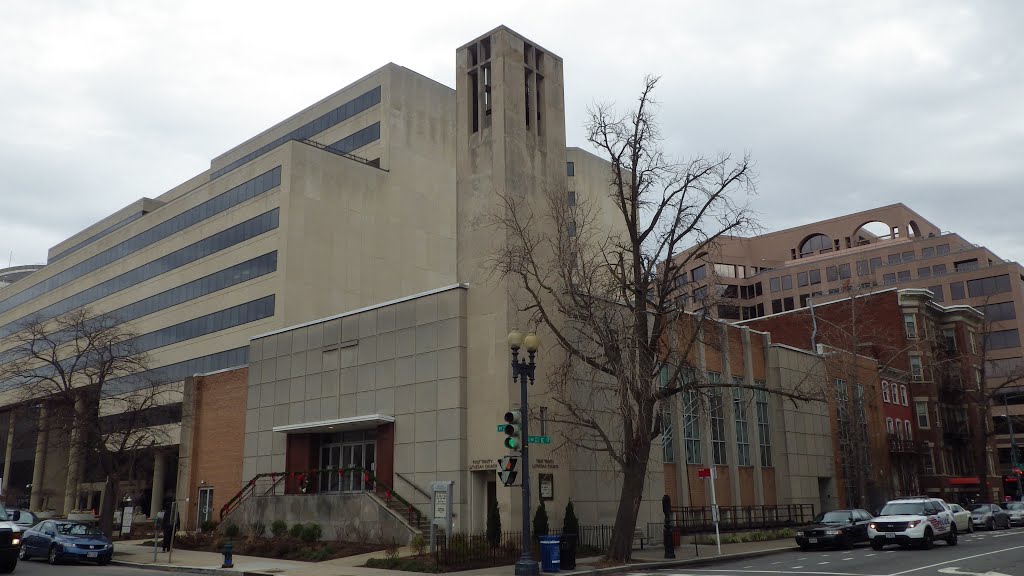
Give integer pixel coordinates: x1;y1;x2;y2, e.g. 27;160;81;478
947;525;958;546
799;544;808;551
47;545;59;565
967;521;973;533
840;536;854;550
920;528;934;550
871;541;884;551
98;557;110;566
987;518;995;531
16;547;27;561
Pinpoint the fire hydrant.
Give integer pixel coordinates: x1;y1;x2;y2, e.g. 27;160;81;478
221;541;234;568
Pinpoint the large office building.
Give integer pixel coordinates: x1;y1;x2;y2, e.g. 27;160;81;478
674;204;1024;485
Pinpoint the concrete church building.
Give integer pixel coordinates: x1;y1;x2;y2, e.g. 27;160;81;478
0;26;835;538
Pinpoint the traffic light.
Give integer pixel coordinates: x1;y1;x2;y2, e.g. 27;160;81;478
498;455;519;486
503;409;522;450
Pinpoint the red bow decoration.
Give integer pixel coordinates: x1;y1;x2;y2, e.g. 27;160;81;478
363;471;371;482
249;479;256;486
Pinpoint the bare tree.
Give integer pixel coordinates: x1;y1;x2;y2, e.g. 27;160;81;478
490;76;820;561
0;308;173;535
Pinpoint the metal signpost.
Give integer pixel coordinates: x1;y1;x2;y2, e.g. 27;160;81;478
698;467;721;555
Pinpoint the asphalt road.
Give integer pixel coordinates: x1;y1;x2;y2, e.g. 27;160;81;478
13;557;208;575
644;526;1024;576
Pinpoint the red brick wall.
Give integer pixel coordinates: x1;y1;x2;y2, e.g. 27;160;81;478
186;367;248;529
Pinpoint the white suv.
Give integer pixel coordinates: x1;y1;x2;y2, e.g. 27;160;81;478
868;497;957;549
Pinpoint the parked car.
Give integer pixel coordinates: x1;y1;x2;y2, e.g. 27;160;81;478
1005;501;1024;526
947;504;973;534
0;508;21;573
795;509;873;550
970;503;1010;531
4;509;35;529
19;520;112;565
867;497;957;549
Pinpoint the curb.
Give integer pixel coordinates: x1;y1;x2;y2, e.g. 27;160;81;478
110;559;276;576
561;545;796;575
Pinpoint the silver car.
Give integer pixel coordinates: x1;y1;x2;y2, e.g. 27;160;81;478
969;503;1010;530
1006;502;1024;526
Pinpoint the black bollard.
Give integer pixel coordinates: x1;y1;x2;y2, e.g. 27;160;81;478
663;494;675;559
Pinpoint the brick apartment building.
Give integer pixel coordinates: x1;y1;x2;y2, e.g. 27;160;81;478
745;288;1002;504
673;204;1024;484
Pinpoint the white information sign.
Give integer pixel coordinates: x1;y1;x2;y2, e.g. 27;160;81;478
433;491;448;519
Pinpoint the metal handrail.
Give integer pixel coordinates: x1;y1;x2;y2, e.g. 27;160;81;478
394;471;432;501
219;466;424;527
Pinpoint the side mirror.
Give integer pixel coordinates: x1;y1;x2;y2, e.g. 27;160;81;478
11;511;18;522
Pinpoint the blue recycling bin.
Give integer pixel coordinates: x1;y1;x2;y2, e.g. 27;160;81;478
540;535;561;573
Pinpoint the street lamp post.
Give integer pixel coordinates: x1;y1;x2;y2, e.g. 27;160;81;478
508;330;540;576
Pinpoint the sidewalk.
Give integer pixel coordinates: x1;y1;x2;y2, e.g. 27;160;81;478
112;537;795;576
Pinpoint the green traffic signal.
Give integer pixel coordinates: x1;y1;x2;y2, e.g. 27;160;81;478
505;437;520;450
503;409;522;451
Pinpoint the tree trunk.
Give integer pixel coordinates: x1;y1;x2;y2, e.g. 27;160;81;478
99;475;118;537
607;459;649;562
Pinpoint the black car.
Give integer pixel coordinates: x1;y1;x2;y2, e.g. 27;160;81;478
795;509;873;550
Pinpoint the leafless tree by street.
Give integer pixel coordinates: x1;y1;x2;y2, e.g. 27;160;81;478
0;308;175;535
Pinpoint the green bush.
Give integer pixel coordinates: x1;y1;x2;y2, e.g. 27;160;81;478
562;499;580;535
300;523;323;543
703;536;718;545
271;520;288;538
200;520;218;533
289;523;305;538
224;524;240;539
777;528;795;538
366;557;442;573
410;533;427;556
533;501;549;538
486;497;501;548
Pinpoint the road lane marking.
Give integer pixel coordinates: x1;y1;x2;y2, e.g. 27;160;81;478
886;544;1024;575
843;557;854;560
663;570;887;576
819;561;830;564
938;568;1011;576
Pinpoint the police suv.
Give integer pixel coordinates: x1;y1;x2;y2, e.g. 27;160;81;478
868;497;957;549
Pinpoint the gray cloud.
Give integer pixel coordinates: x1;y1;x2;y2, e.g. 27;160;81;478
1;0;1020;267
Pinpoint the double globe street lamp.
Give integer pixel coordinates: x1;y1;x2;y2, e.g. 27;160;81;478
508;330;540;576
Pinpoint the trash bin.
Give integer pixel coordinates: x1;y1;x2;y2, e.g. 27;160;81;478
559;533;577;570
540;535;561;573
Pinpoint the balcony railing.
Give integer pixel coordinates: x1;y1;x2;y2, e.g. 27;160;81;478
888;434;924;454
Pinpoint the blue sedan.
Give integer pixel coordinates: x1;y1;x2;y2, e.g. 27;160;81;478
19;520;113;565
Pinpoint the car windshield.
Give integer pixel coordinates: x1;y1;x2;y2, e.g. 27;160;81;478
813;511;854;523
56;522;103;536
880;502;925;516
0;509;8;521
1006;502;1024;511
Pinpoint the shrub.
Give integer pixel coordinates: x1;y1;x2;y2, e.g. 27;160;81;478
249;522;266;538
271;520;288;538
532;501;549;538
289;523;305;538
486;497;501;548
703;536;718;545
411;533;427;556
778;528;795;538
224;524;240;539
300;523;323;543
200;520;218;533
562;499;580;535
385;538;400;560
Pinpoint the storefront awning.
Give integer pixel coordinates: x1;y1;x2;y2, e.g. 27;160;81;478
272;414;395;434
948;477;981;486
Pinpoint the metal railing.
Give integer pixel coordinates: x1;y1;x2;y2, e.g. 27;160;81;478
665;503;815;534
433;526;612;568
295;138;385;170
219;466;424;528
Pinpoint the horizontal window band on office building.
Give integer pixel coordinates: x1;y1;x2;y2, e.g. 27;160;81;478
100;403;183;433
327;122;380;155
210;86;381;180
107;347;249;394
0;167;282;315
0;210;281;339
4;297;274;391
49;210;146;264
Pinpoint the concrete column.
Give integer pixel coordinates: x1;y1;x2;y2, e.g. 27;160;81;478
63;396;86;514
29;404;48;511
2;411;14;494
744;329;765;506
721;325;742;505
150;450;166;519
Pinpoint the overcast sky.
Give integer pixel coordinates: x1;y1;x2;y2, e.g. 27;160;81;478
1;1;1021;268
